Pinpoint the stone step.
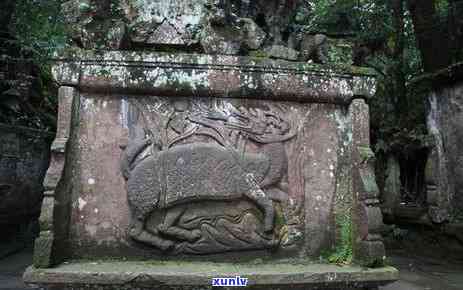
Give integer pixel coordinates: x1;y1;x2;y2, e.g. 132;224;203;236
23;260;398;290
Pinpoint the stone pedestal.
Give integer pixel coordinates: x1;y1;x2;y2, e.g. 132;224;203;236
24;51;397;289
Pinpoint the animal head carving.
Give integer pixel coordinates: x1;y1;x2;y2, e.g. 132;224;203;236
225;106;297;143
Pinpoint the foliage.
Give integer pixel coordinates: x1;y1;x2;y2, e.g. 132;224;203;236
323;213;353;265
306;0;436;203
9;0;68;66
305;0;392;40
306;1;426;155
0;0;68;131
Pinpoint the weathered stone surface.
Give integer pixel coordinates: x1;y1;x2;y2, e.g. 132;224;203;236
62;0;128;49
200;16;266;54
121;100;295;253
51;51;377;103
29;53;373;257
241;18;266;50
36;52;377;260
200;22;242;54
381;156;401;217
106;20;127;49
23;260;398;289
264;45;299;61
66;94;344;259
425;83;463;222
33;86;75;268
146;22;184;45
127;0;207;46
300;34;328;64
350;99;386;267
32;231;54;268
38;195;54;231
59;0;330;59
237;0;299;45
355;240;386;267
301;104;341;256
0;124;52;241
27;47;396;289
300;35;355;66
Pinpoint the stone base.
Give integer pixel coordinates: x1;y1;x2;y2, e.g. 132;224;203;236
23;260;398;290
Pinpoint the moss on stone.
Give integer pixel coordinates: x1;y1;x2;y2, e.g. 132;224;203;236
321;212;353;265
358;146;375;163
273;203;287;237
33;231;54;268
350;66;376;76
249;50;269;59
97;69;111;77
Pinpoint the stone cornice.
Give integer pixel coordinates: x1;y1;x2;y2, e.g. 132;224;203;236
52;51;376;104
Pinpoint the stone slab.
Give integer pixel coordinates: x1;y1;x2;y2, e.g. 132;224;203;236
52;51;377;103
24;260;398;289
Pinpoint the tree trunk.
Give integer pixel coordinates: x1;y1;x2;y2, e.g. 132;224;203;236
448;0;463;63
391;0;407;115
407;0;450;72
0;0;16;46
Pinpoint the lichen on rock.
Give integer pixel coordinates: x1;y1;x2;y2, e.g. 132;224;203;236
59;0;349;64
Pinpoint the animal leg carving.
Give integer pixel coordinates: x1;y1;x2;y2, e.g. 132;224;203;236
244;174;275;232
158;205;201;242
129;218;174;251
134;230;175;251
258;198;274;233
265;187;289;203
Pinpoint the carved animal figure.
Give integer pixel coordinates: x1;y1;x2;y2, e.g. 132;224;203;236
121;126;289;251
299;33;328;64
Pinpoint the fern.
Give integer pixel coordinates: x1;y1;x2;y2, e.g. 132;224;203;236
328;213;353;265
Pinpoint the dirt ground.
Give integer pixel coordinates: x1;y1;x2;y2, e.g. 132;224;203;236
0;249;35;290
380;249;463;290
1;248;463;290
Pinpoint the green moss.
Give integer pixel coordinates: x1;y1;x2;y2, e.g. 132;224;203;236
273;203;286;229
249;50;269;59
78;2;92;13
350;65;376;76
97;69;111;77
33;232;54;268
322;213;353;265
358;145;375;163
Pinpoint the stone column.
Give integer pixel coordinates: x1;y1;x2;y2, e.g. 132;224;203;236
382;155;401;218
350;98;385;267
34;86;75;268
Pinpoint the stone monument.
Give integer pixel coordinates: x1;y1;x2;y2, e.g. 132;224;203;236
24;1;397;289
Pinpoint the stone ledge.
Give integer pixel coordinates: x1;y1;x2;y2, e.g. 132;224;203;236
52;51;376;104
24;260;398;289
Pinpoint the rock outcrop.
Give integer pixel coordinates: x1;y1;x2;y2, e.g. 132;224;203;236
60;0;352;64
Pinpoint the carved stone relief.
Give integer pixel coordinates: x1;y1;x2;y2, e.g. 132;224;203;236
120;98;298;254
